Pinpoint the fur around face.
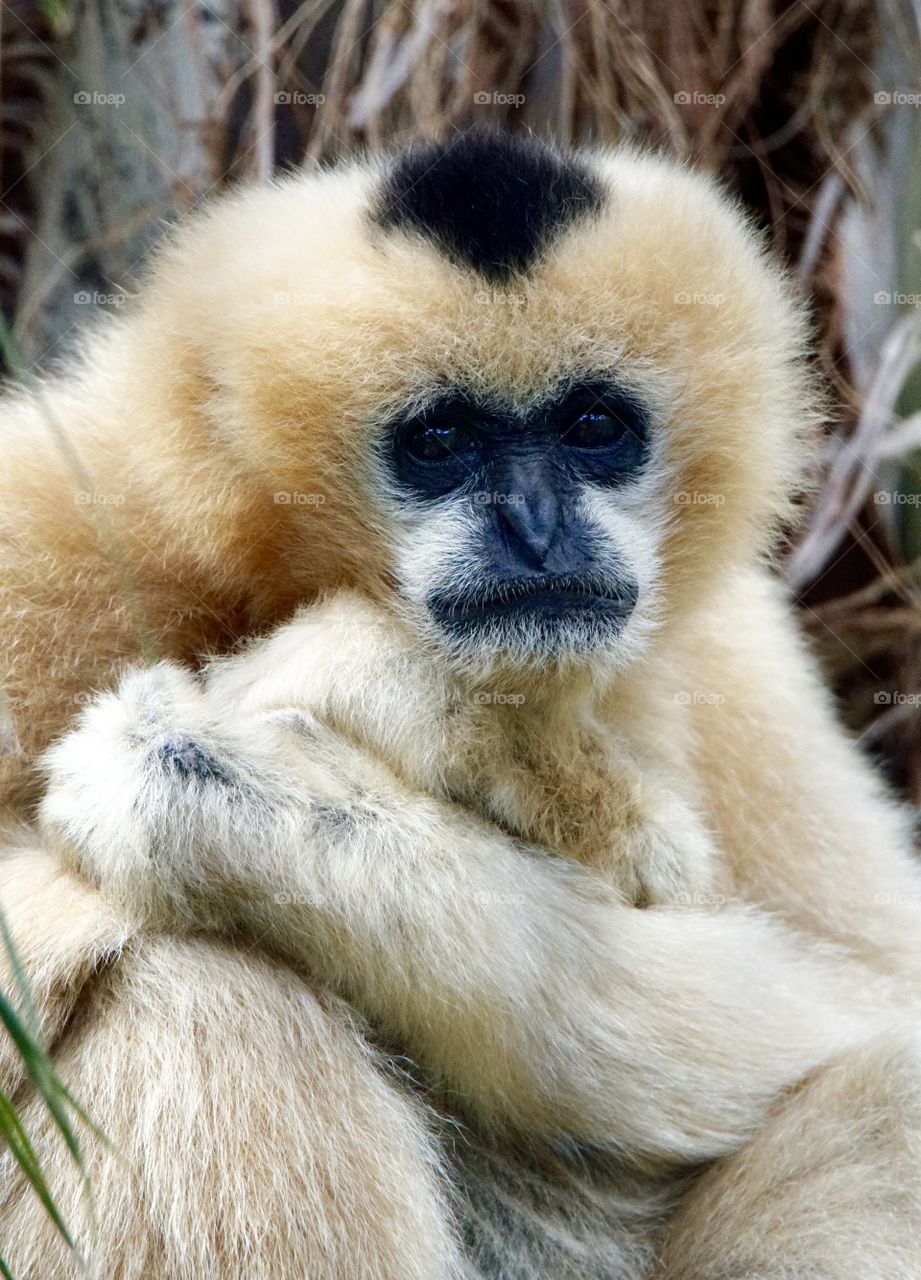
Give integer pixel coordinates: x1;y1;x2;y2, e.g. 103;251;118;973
2;133;921;1278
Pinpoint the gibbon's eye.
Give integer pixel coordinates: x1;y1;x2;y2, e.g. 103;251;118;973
554;387;650;480
404;423;473;462
386;395;484;498
564;411;630;449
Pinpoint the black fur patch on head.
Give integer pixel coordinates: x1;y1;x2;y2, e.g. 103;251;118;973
372;131;605;283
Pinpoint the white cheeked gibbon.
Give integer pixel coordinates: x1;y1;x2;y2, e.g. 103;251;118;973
1;132;921;1279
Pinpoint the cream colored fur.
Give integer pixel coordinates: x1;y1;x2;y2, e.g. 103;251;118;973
1;140;920;1277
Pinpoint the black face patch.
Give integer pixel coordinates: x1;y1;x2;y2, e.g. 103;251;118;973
382;379;648;655
386;380;649;506
371;131;605;283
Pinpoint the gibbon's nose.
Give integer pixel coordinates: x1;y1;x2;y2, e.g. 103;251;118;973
494;458;563;571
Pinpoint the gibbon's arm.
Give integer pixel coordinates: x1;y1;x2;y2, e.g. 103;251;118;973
40;659;883;1171
0;839;131;1095
681;567;921;977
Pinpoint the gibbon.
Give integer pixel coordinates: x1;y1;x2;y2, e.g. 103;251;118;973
1;132;921;1279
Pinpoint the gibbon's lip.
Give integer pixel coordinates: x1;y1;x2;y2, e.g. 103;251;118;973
429;576;639;626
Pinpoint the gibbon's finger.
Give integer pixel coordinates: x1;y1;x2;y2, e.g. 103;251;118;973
38;660;417;926
203;590;457;796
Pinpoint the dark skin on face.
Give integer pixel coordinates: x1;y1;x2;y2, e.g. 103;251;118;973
384;380;650;635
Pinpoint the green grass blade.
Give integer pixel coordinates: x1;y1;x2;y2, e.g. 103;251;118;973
0;912;41;1038
0;1089;74;1247
0;910;112;1273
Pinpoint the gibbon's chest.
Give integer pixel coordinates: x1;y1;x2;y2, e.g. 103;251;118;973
447;706;697;905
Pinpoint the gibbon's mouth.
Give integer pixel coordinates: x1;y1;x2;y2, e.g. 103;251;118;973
428;576;639;630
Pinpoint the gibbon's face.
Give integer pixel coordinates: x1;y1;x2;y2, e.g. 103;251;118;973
370;138;658;669
153;133;812;671
381;375;652;666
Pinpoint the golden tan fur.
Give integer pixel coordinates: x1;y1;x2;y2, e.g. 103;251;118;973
2;140;921;1277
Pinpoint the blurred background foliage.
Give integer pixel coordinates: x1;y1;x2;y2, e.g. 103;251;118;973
1;0;921;800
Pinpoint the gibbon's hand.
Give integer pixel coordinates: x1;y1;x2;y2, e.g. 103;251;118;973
40;656;881;1170
190;590;722;905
